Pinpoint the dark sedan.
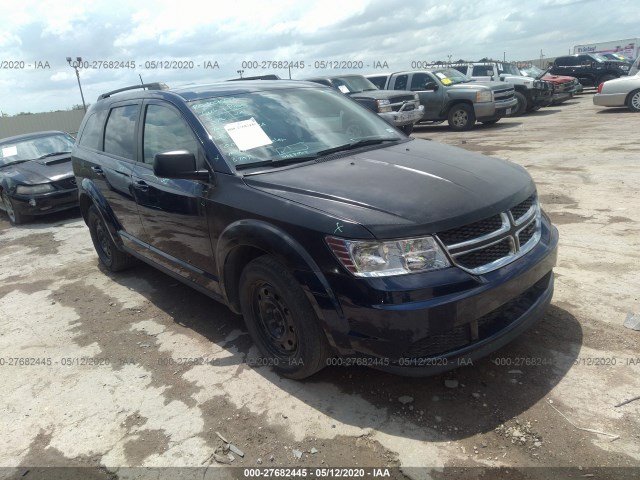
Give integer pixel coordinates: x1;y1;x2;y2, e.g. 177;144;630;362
0;131;78;225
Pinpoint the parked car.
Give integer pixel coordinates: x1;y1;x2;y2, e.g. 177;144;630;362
520;66;582;104
0;130;78;225
593;72;640;112
629;56;640;76
549;54;630;87
366;69;518;131
72;81;558;379
302;74;423;134
449;61;553;116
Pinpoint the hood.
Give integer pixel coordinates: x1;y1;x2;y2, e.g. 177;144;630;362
0;153;73;185
542;73;575;84
243;139;535;238
452;81;511;92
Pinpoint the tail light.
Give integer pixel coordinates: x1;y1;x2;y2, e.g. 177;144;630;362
597;83;604;93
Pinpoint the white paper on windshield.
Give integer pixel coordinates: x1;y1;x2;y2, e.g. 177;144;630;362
1;146;17;157
224;117;272;151
338;85;350;93
435;72;446;79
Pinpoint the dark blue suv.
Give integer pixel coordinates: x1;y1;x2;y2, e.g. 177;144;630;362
72;81;558;379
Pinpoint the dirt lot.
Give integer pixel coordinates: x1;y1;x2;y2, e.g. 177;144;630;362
1;94;639;480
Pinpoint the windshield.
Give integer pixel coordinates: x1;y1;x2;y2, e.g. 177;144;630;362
521;66;543;78
190;87;403;168
591;54;607;63
0;133;75;167
432;69;470;85
330;76;379;93
500;63;521;76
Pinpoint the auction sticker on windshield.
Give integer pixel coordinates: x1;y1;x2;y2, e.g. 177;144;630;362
2;146;17;157
224;117;273;151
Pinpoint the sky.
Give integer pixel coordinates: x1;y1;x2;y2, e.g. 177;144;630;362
0;0;637;115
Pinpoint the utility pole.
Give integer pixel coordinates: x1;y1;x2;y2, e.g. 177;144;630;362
237;69;244;79
66;57;87;113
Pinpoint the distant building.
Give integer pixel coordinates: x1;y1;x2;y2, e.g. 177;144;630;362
573;38;639;60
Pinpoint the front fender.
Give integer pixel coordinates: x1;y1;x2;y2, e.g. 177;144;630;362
216;219;348;350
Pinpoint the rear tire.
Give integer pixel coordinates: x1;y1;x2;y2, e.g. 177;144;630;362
239;255;330;379
447;104;475;131
87;205;137;272
1;190;27;225
627;89;640;112
401;124;414;135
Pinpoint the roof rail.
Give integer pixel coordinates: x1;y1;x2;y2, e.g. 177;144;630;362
97;82;169;100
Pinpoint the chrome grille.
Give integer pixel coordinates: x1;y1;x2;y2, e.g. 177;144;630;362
436;194;541;274
389;94;415;104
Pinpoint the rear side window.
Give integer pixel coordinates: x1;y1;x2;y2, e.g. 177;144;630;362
142;104;198;164
78;110;107;150
472;65;491;76
392;75;408;90
104;105;139;160
556;56;577;66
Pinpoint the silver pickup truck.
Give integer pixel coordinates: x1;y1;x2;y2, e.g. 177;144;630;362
367;69;518;131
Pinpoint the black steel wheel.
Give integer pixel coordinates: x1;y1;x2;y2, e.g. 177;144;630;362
87;205;136;272
239;255;330;379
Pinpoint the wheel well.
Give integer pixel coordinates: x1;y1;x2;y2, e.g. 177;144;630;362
444;100;473;115
79;194;93;224
625;88;640;104
223;245;269;313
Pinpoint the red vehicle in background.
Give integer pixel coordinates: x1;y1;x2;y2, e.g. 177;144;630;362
520;66;582;104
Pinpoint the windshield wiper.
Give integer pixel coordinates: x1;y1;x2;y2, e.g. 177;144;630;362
0;159;30;168
236;138;399;171
315;138;398;156
38;151;71;159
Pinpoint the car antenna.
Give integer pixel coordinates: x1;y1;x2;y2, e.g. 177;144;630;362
139;74;144;85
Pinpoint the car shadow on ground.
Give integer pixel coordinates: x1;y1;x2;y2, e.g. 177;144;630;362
414;121;523;133
0;207;81;232
596;108;631;114
105;261;581;443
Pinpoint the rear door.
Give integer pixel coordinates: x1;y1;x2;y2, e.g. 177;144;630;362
75;102;145;240
131;100;217;290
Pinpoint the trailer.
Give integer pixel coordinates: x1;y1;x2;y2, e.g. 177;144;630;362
573;38;639;61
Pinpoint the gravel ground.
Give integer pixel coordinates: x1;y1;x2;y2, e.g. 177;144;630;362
1;93;639;480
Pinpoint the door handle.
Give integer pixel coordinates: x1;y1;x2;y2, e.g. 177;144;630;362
91;166;104;176
134;180;149;192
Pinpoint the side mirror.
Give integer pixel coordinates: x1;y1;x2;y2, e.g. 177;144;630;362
424;82;439;91
153;150;210;181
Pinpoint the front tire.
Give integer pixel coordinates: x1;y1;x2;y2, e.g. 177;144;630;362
511;91;527;117
1;191;27;225
87;205;137;272
447;104;475;131
239;255;330;379
627;89;640;112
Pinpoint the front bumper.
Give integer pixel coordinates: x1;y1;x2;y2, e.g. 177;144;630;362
10;189;79;216
378;105;424;127
530;89;553;108
326;215;558;376
476;96;518;120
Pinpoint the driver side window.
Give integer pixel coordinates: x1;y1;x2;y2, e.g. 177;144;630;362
143;104;198;165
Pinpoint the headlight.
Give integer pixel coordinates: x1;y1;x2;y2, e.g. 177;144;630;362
475;90;493;102
15;184;55;194
414;93;420;101
621;65;629;71
326;236;450;277
376;99;392;113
